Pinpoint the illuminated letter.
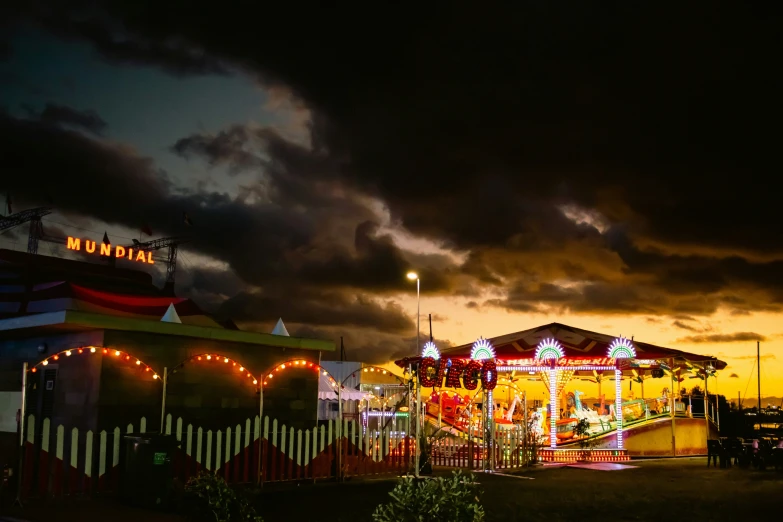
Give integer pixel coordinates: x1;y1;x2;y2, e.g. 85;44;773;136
115;246;126;258
480;359;498;391
147;251;154;264
445;359;466;388
463;360;482;390
100;243;111;256
84;240;96;253
128;248;133;260
136;250;146;262
419;357;438;388
434;358;448;387
66;237;81;250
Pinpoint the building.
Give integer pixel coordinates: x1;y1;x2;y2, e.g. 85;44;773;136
0;249;334;465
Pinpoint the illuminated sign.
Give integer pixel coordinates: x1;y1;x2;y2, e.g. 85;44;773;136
421;341;440;360
535;338;565;360
608;337;636;359
503;357;615;367
471;338;496;360
418;357;497;391
66;236;154;264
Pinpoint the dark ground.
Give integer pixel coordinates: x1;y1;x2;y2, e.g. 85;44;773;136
1;458;781;521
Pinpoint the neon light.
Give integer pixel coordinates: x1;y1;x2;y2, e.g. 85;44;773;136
549;370;558;448
471;338;495;360
608;337;636;359
535;338;565;360
497;365;616;372
615;369;624;449
421;341;440;360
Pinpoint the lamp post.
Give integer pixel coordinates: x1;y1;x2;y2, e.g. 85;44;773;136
407;271;421;477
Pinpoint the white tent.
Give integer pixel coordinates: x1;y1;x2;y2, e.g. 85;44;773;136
318;372;369;401
160;303;182;323
271;318;290;336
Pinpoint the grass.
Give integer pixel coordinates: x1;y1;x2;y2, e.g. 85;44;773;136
253;458;783;522
2;459;779;521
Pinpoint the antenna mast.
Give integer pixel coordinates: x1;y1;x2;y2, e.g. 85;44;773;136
757;341;762;413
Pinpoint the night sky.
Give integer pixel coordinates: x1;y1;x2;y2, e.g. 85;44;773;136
1;3;781;399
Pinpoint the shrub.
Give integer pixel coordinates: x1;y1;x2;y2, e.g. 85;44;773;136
184;471;263;522
372;470;485;522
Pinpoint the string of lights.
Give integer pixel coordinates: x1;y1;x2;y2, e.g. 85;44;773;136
172;353;260;385
29;346;161;380
261;359;336;389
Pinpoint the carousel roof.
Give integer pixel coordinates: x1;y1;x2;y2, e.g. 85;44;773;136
440;322;727;370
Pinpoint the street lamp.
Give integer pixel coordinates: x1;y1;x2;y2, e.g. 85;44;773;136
406;271;420;477
406;272;420;355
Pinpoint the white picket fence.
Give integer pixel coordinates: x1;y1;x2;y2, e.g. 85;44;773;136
21;413;412;498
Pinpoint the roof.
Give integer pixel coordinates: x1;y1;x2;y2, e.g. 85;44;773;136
0;280;224;327
0;248;157;295
0;309;334;351
0;249;336;352
441;322;727;370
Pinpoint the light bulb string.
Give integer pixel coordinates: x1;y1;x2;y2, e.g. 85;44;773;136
171;353;260;386
28;346;161;380
261;358;340;391
347;365;405;387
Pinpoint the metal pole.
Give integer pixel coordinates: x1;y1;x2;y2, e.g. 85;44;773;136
160;367;168;433
414;372;421;478
15;362;28;507
523;391;528;466
757;341;762;413
438;390;442;429
406;363;412;475
715;374;719;431
670;358;676;457
703;367;709;440
337;369;343;481
258;381;264;485
414;278;421;477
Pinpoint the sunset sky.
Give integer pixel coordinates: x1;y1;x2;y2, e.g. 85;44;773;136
1;3;781;400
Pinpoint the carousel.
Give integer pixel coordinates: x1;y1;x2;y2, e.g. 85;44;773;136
396;322;727;462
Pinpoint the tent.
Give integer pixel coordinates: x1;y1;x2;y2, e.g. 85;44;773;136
318;372;369;401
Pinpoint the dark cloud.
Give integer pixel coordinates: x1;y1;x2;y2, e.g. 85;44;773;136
672;321;698;332
21;6;230;77
287;323;453;365
0;112;452;356
676;332;768;344
171;125;260;174
4;3;783;360
27;103;108;135
217;288;414;335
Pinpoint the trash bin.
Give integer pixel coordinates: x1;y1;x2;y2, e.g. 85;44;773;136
120;434;177;508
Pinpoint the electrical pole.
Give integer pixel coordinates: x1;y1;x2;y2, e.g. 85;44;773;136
757;341;762;413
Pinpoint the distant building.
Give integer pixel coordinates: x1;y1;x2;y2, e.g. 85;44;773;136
0;249;334;465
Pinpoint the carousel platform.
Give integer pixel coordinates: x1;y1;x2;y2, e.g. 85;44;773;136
539;448;630;463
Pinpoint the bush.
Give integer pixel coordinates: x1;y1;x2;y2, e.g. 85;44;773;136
372;470;485;522
184;471;263;522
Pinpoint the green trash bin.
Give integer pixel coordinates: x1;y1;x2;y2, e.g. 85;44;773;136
120;434;177;508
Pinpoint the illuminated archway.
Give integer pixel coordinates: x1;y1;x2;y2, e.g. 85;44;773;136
171;353;260;385
261;358;339;390
29;346;162;381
